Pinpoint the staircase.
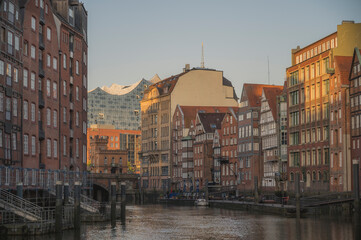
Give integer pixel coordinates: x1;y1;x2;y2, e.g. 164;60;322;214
0;189;42;221
48;189;100;213
68;192;100;213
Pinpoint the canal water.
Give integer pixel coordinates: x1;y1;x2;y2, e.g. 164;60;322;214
5;205;360;239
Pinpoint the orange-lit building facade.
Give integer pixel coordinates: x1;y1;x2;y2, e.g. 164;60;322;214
88;135;127;174
87;125;141;173
286;21;361;193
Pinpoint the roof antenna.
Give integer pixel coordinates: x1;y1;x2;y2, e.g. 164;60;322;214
267;56;270;84
201;42;205;68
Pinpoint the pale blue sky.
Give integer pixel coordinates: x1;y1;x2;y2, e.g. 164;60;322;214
82;0;361;97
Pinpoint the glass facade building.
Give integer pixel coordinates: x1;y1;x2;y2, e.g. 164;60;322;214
88;79;150;130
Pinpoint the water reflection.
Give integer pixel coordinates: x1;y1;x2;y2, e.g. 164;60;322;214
3;205;360;240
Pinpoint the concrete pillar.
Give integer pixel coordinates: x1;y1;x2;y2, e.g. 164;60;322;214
121;182;126;224
353;160;360;212
16;182;23;198
55;181;63;233
295;173;301;219
110;182;116;228
254;176;259;203
64;183;69;204
74;181;81;229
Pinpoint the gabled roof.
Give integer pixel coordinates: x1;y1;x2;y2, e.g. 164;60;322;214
262;86;284;120
349;47;361;80
143;72;186;99
197;113;226;133
241;84;280;107
177;105;238;128
333;56;353;84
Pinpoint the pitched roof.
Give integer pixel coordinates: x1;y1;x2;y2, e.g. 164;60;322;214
262;86;284;120
241;84;280;107
198;113;226;133
178;105;238;128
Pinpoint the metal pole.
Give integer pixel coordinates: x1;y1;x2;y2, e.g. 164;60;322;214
121;182;126;224
110;182;116;228
55;181;63;233
295;173;301;219
74;181;81;230
64;182;69;204
353;160;360;213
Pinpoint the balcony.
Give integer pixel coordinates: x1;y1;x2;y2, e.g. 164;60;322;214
326;67;335;75
38;121;45;141
39;34;45;50
218;157;229;164
38;62;45;78
40;9;45;25
38;91;45;108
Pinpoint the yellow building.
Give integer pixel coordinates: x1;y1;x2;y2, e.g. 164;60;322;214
140;66;238;190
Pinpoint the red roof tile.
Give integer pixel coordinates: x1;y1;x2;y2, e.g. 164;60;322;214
262;86;284;120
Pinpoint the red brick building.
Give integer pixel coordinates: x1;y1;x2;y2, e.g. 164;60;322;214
193;112;225;190
238;84;267;193
0;0;23;166
286;21;361;193
20;0;88;171
218;110;238;189
350;47;361;191
171;105;236;191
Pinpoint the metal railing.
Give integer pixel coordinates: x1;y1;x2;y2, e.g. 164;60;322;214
0;189;42;221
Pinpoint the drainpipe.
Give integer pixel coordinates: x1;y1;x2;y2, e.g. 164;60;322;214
58;50;62;170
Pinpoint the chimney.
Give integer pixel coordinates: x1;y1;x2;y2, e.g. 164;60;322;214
183;64;190;72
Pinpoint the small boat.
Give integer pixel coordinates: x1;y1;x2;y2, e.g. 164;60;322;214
195;198;209;206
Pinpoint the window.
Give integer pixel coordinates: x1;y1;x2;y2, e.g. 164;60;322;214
76;139;79;157
23;101;28;120
24;135;29;155
13;68;18;83
46;27;51;41
0;60;4;75
12;133;16;150
63;136;67;156
63;54;67;69
53;57;57;70
46;79;50;96
31;17;36;31
46;108;51;126
53;82;57;98
47;54;51;67
31;45;36;59
47;139;51;157
53;140;58;158
31;136;36;155
76;60;79;75
63;107;67;123
76;86;79;100
23;69;28;87
53;110;57;127
31;72;35;90
31;103;35;121
63;81;67;96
